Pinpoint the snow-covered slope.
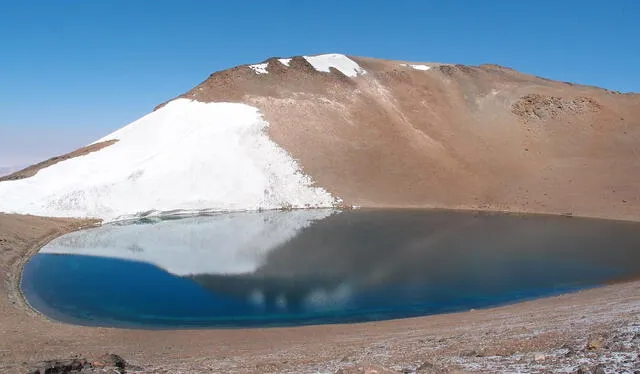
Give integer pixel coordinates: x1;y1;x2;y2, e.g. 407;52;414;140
302;54;366;77
40;209;335;276
0;99;337;221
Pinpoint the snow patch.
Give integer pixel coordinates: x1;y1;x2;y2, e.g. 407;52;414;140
401;63;431;71
410;64;431;71
41;210;335;276
0;99;338;221
278;58;291;67
249;63;268;74
303;54;366;77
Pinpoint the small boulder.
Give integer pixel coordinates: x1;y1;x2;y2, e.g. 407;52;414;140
459;349;478;357
416;361;435;373
533;353;546;362
587;339;603;350
93;353;126;370
28;358;87;374
593;364;606;374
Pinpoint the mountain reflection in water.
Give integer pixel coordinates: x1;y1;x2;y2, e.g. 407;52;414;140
22;209;640;328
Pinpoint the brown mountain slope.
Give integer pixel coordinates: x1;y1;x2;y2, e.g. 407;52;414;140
7;55;639;220
170;55;640;220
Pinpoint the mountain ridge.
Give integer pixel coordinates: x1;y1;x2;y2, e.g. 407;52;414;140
1;53;638;221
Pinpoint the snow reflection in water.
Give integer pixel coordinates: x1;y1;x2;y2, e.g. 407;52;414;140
22;209;640;328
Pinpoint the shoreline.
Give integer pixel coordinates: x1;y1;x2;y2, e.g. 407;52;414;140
1;212;640;373
12;219;100;322
15;206;639;329
9;202;640;226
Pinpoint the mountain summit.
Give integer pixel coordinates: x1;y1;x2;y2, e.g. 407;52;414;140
1;54;638;221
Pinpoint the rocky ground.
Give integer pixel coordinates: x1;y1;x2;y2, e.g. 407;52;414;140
1;212;639;373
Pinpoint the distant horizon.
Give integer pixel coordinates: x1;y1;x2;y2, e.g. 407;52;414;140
2;0;639;166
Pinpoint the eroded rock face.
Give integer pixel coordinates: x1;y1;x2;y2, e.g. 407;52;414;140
511;94;601;121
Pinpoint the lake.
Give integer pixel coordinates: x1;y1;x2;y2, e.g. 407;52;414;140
21;209;640;328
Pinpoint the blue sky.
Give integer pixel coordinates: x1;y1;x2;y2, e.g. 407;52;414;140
1;0;638;166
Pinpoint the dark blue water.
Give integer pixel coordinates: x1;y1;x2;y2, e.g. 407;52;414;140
21;209;640;328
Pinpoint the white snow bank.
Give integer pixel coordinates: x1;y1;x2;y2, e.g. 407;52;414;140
401;63;431;71
41;210;335;276
303;54;366;77
278;58;291;67
0;99;338;221
249;63;268;74
410;64;431;71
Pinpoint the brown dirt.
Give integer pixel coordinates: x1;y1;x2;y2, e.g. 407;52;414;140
0;140;117;182
1;213;639;373
175;55;640;222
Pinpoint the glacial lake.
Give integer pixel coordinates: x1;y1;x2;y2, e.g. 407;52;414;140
21;209;640;329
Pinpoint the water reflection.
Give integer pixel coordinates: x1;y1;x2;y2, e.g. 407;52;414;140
23;209;640;328
41;209;335;275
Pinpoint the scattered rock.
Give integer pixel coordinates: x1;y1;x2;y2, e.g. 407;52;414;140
416;361;435;372
593;364;606;374
574;366;591;374
92;353;126;370
459;349;478;357
336;364;397;374
28;353;129;374
562;343;576;357
28;359;87;374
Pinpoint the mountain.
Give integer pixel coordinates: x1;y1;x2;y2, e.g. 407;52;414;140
0;54;638;221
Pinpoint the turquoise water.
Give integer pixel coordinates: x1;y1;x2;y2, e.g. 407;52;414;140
21;209;640;328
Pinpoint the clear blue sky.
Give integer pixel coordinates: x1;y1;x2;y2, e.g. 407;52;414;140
1;0;638;166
